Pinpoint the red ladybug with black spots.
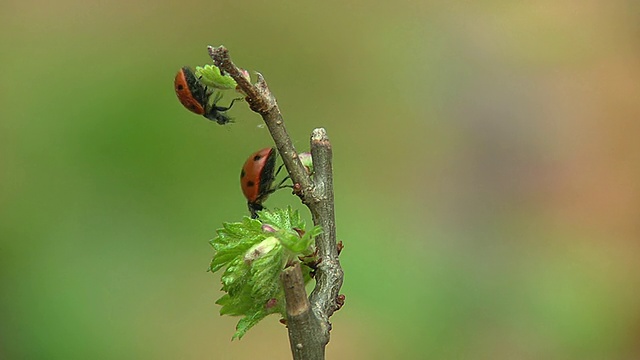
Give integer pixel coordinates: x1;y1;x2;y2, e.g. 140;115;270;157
240;147;292;218
174;66;239;125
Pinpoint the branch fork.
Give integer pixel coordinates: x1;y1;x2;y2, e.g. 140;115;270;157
208;45;344;360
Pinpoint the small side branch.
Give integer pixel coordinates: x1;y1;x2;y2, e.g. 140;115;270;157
308;129;343;329
208;45;344;359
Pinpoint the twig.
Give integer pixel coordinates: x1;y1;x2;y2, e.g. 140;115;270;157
208;45;344;359
308;129;343;328
281;262;325;360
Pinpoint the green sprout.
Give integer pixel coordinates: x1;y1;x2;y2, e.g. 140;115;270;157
195;64;237;90
209;207;322;339
298;152;314;175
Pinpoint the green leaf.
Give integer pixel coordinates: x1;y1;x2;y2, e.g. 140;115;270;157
209;207;322;340
195;64;237;90
232;311;268;340
250;241;284;301
209;217;263;272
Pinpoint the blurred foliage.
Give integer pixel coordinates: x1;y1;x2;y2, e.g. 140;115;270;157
1;0;640;359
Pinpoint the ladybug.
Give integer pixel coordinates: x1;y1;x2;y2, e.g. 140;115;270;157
240;147;289;218
174;66;239;125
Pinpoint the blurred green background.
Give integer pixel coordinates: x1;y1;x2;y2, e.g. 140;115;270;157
2;0;639;358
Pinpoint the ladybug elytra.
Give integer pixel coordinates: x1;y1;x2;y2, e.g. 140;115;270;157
174;66;208;115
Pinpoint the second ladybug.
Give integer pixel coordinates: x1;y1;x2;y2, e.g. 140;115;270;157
174;66;239;125
240;147;289;218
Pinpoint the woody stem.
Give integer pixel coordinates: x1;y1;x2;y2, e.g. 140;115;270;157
208;45;343;360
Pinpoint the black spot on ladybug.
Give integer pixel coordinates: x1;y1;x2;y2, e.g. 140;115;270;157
240;169;246;178
177;84;184;90
246;180;255;187
253;154;263;161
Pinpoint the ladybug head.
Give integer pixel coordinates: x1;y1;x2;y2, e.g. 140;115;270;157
203;93;241;125
204;109;233;125
248;202;264;219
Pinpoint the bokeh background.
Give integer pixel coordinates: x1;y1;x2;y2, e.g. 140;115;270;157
2;0;639;359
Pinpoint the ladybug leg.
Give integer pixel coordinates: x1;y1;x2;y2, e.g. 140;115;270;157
261;178;291;199
261;176;292;200
198;76;214;98
274;175;292;190
211;90;223;105
273;163;292;189
214;97;244;111
203;90;220;114
274;163;286;177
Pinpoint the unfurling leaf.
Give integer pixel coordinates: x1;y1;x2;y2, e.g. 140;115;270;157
209;207;322;339
195;64;237;90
